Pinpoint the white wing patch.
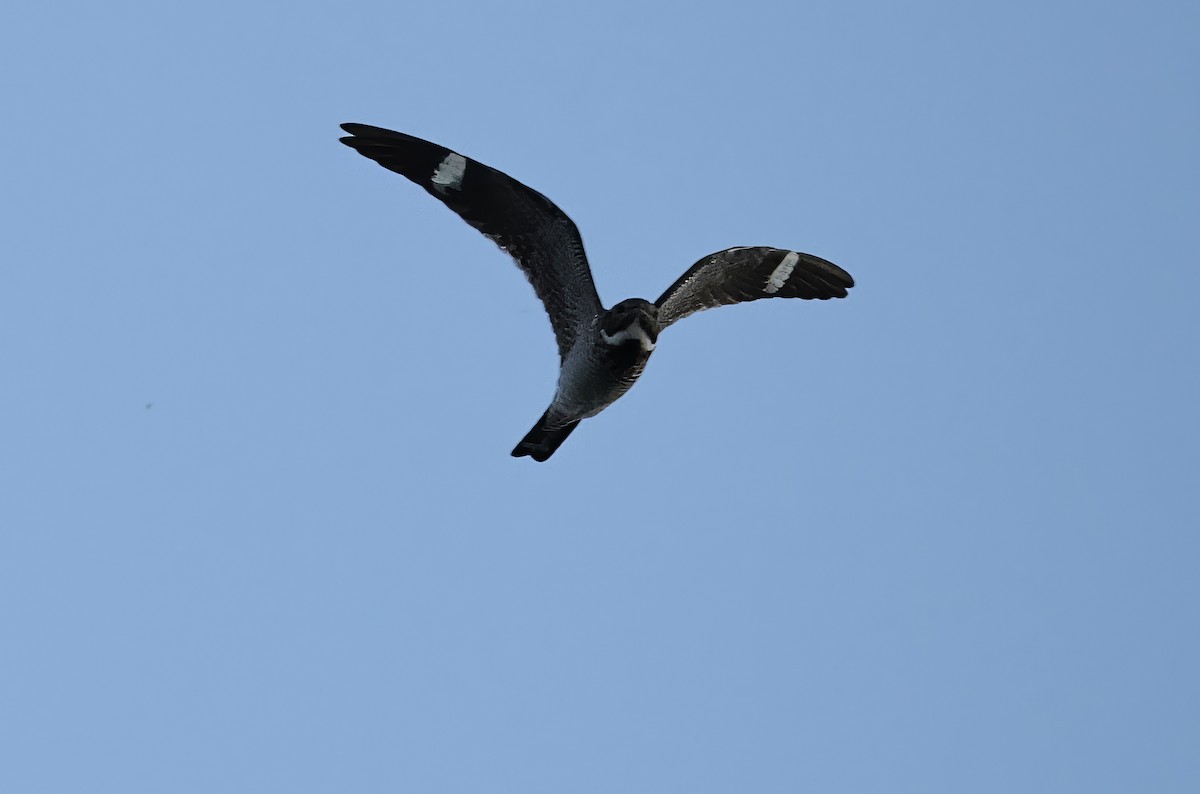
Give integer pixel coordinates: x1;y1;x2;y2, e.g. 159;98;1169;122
431;152;466;192
764;251;800;294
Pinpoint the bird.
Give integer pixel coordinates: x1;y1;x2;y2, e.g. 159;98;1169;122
339;123;854;461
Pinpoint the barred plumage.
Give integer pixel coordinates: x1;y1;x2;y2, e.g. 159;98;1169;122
340;124;855;461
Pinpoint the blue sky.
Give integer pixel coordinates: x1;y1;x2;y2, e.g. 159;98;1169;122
2;1;1198;791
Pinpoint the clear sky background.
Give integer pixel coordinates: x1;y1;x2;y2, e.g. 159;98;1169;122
2;1;1197;791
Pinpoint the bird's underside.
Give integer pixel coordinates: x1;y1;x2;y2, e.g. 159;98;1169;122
339;123;855;461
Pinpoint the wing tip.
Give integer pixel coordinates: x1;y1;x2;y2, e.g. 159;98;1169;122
339;122;412;141
339;123;373;149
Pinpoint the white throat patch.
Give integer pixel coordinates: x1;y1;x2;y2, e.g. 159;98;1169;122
764;251;800;294
431;152;466;192
601;324;656;352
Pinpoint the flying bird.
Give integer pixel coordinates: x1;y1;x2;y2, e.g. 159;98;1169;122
339;123;854;461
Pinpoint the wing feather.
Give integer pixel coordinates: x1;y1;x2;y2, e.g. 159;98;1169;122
339;123;602;359
655;247;853;329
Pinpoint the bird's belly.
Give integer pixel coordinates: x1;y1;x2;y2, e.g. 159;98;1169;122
555;350;651;420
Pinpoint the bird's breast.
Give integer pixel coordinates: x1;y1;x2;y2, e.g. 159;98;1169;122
553;343;652;419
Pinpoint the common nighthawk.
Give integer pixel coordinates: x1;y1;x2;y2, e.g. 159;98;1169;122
339;123;854;461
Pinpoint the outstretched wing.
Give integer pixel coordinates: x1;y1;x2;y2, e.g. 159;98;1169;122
339;123;603;359
655;246;854;329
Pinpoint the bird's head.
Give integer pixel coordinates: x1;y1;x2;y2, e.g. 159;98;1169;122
600;299;660;352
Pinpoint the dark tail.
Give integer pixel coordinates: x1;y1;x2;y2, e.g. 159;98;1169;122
511;411;580;462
